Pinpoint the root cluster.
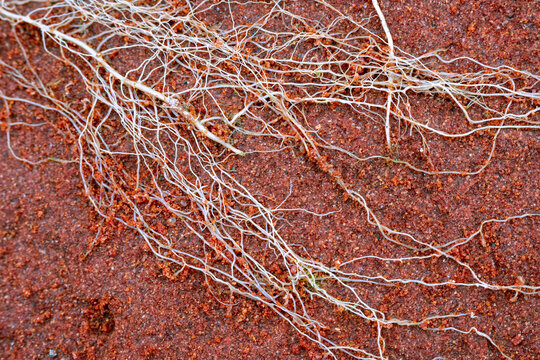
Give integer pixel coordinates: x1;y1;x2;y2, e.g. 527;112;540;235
1;0;538;358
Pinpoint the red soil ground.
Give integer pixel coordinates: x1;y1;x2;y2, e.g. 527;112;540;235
1;1;538;359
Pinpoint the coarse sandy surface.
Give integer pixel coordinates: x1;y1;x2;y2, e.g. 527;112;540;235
0;1;538;359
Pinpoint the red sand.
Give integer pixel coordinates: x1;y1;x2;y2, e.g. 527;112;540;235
1;1;538;359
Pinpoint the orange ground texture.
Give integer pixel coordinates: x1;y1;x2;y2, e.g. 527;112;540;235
0;1;538;359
